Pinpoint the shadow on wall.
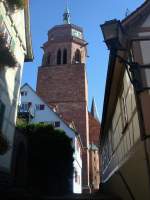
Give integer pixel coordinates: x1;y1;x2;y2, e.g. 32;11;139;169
11;129;28;188
0;65;21;177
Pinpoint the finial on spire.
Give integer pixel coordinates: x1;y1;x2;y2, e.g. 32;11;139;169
63;1;71;24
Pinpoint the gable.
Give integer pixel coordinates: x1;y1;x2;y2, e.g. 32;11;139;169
122;1;150;28
20;84;77;140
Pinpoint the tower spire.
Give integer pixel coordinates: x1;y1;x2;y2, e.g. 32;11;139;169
91;98;100;122
63;0;71;24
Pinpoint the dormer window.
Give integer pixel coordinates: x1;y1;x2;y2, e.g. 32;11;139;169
75;49;81;64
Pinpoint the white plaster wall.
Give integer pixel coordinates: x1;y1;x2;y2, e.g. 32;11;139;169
0;2;27;172
11;10;26;47
73;138;82;193
73;159;82;193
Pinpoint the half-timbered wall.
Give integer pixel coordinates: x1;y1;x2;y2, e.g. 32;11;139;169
102;71;140;182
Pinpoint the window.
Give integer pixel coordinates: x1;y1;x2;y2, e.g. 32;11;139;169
20;102;31;112
63;49;67;64
35;104;40;110
21;91;27;96
57;49;61;65
75;49;81;63
54;121;60;128
36;104;45;111
40;104;45;110
21;103;28;111
0;100;5;130
47;53;51;65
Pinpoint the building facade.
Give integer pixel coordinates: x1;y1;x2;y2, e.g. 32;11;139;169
0;0;33;180
100;1;150;200
19;83;82;193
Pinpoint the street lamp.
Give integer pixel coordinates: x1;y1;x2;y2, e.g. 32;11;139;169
100;19;150;93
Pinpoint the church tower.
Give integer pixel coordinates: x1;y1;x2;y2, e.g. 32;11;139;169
36;8;90;191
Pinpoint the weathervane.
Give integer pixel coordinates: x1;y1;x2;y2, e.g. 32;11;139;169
63;0;71;24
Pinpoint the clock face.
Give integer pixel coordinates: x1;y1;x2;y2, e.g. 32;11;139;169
72;29;82;39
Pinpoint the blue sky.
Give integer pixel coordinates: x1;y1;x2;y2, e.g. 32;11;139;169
23;0;144;119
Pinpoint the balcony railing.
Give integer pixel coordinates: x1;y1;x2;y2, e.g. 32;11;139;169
18;102;35;119
0;15;17;67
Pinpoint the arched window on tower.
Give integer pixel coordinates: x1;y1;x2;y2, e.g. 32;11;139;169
57;49;61;65
75;49;81;64
63;49;67;64
47;53;51;65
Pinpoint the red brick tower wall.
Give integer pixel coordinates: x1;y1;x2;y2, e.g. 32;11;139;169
36;64;88;145
89;113;100;145
36;24;90;192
